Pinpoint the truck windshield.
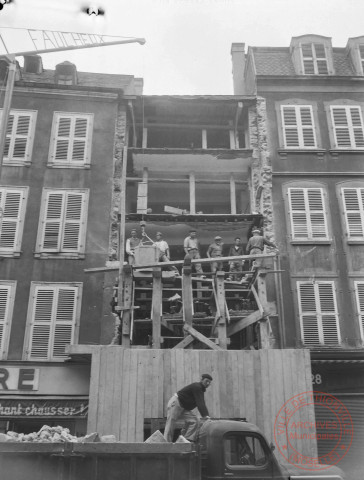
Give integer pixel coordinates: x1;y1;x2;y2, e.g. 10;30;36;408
224;434;268;467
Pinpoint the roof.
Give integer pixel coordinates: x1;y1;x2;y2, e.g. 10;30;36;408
250;46;355;76
18;68;143;94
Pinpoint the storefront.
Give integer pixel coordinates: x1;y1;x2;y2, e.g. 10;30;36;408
0;363;90;436
311;355;364;480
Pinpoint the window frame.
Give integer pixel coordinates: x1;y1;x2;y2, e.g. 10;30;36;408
280;105;317;149
0;186;28;257
340;186;364;241
0;280;16;360
223;432;270;470
35;188;89;259
0;109;37;166
23;282;82;362
297;280;341;347
48;112;93;168
330;105;364;149
286;186;330;243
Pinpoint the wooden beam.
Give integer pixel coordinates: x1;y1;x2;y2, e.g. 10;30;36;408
121;265;133;347
189;172;196;215
135;121;236;130
202;129;207;148
142;127;147;148
160;318;179;334
183;324;222;351
227;310;262;337
172;335;194;349
151;267;162;348
216;271;227;349
182;259;194;326
230;174;237;215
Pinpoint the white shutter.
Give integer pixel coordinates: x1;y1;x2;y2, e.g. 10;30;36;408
354;281;364;342
281;105;316;148
136;182;148;213
0;188;26;252
301;43;328;75
298;281;340;346
331;106;364;148
342;188;364;238
360;45;364;74
51;113;92;164
288;188;328;239
0;286;11;357
28;285;78;360
40;190;86;253
0;110;36;162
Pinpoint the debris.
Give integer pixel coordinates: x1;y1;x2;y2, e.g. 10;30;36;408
100;435;116;443
175;435;190;443
144;430;167;443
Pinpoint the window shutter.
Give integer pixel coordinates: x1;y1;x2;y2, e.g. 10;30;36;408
314;44;328;74
331;106;364;148
342;188;364;238
0;189;24;251
0;286;11;356
298;281;340;346
28;285;77;360
61;193;84;251
52;114;91;164
0;110;35;161
41;192;64;251
354;282;364;341
288;188;327;239
281;106;316;148
301;43;328;75
302;43;315;74
360;45;364;73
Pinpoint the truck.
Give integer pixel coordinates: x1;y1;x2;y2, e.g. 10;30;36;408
0;420;344;480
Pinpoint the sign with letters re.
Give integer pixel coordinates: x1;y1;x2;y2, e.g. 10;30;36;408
0;367;39;391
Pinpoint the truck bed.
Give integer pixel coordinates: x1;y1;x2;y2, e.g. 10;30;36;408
0;442;200;480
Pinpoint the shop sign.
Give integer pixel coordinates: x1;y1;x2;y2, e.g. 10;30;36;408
0;368;39;391
0;400;88;417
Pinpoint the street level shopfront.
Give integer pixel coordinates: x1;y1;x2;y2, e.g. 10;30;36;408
0;363;90;436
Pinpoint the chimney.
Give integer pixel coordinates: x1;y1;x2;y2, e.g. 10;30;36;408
231;43;245;95
23;55;43;74
55;61;78;85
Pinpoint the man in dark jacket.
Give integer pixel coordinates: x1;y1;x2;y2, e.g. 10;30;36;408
164;374;212;442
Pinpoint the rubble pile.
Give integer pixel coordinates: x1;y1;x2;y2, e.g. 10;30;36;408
0;426;115;443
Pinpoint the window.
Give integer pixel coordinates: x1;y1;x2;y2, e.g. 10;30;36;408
0;187;28;257
24;283;81;361
35;189;89;258
354;281;364;342
48;113;93;166
0;109;37;164
297;281;340;346
288;188;328;240
0;281;16;360
359;45;364;74
341;188;364;239
330;106;364;149
281;105;316;148
224;434;267;467
301;43;328;75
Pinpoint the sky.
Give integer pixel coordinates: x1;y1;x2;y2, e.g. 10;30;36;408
0;0;363;94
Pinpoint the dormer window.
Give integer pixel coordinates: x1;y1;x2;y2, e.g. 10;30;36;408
359;45;364;73
55;61;78;86
301;43;328;75
346;36;364;75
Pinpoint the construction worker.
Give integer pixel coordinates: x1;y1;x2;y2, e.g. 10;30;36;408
183;229;205;277
228;236;245;281
164;374;212;442
206;235;224;273
154;232;179;273
246;228;278;268
125;229;141;265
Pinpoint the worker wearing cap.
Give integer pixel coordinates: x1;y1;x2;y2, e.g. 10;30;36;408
228;237;245;281
164;374;212;442
246;228;278;268
125;229;141;265
154;232;179;273
207;235;224;273
183;229;204;276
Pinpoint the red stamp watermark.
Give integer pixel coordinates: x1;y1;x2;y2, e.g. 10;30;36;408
274;391;353;471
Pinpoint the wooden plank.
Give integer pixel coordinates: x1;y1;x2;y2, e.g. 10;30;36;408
97;347;109;435
121;265;133;347
104;347;118;437
135;350;145;441
252;350;264;433
170;348;178;398
183;324;222;350
231;350;240;418
267;350;284;446
224;350;233;417
175;348;185;391
157;351;164;419
216;272;227;349
163;349;172;417
172;334;194;349
245;351;256;424
144;350;153;421
182;264;194;326
151;350;160;419
119;348;131;441
189;172;196;215
227;310;262;336
151;267;162;348
87;346;101;433
230;174;237;215
280;349;296;456
303;349;317;458
127;350;138;441
210;350;220;418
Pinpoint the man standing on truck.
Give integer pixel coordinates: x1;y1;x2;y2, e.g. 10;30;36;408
164;374;212;442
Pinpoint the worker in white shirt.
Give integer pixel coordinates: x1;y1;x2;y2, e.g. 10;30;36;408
154;232;179;273
125;229;141;265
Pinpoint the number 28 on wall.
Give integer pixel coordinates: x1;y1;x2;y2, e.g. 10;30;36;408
311;374;322;385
